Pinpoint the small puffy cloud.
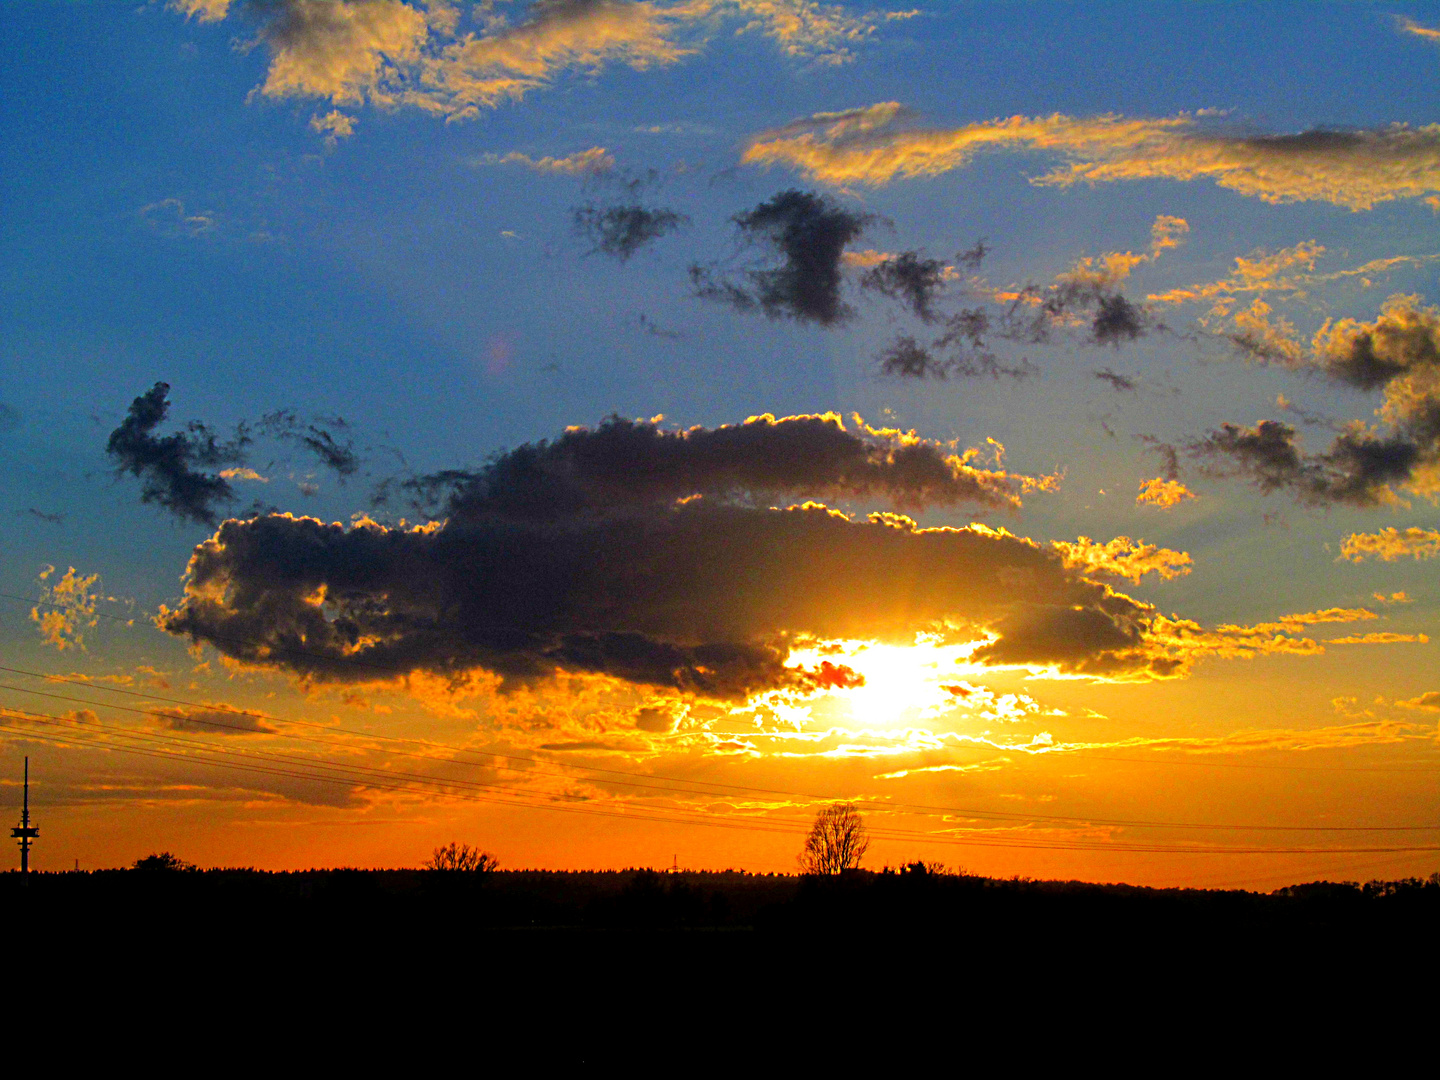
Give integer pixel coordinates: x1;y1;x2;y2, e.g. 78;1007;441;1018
106;382;245;526
171;0;232;21
742;106;1440;209
1398;691;1440;710
1052;536;1192;584
691;189;874;326
30;566;102;652
858;251;952;322
220;467;269;482
255;0;431;106
573;203;689;260
1373;591;1413;605
481;147;614;174
1340;526;1440;561
140;198;216;239
309;110;357;145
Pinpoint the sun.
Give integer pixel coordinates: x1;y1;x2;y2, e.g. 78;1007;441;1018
789;638;985;726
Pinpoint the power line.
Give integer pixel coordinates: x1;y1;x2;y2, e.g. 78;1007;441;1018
5;705;1440;858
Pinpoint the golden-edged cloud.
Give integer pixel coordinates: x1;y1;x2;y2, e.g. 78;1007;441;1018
1197;296;1440;506
1052;535;1192;584
30;566;103;652
1136;477;1197;509
1341;526;1440;561
480;147;615;174
741;106;1440;209
181;0;903;120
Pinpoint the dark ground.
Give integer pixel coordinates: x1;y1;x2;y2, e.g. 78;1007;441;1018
8;865;1434;1054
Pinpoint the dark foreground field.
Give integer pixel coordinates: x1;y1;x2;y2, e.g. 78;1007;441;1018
6;862;1436;943
7;865;1436;1053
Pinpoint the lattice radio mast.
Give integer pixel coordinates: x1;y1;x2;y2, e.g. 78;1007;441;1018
11;757;38;874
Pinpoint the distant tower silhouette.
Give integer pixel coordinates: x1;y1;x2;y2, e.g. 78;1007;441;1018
11;758;38;874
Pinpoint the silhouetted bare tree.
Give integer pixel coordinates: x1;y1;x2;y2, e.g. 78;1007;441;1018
425;842;498;872
799;802;869;875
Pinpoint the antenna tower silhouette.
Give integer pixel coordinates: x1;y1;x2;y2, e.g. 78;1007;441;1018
11;757;38;874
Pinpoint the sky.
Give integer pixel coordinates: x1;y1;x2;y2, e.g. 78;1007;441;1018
2;0;1439;885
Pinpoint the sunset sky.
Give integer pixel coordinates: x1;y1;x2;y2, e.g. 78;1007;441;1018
3;0;1440;886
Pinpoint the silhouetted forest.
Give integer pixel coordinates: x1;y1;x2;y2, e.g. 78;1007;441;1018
5;863;1436;943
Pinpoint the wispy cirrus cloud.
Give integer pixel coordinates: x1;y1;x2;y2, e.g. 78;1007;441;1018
176;0;903;123
741;105;1440;209
479;147;615;175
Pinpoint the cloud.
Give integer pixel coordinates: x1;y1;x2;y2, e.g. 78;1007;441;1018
140;198;216;239
1399;17;1440;43
256;410;361;478
713;0;896;64
1373;591;1413;605
1135;477;1196;509
157;707;277;735
1268;607;1376;629
401;412;1027;518
858;251;952;322
203;0;899;123
1201;296;1440;506
1340;526;1440;561
1398;691;1440;710
220;467;269;482
691;189;873;325
1195;418;1426;508
253;0;431;106
876;315;1035;382
481;147;614;174
161;406;1347;706
29;566;102;652
309;109;357;146
1052;536;1192;584
106;382;244;526
1093;368;1137;392
171;0;232;21
742;106;1440;209
573;203;690;260
1327;631;1428;645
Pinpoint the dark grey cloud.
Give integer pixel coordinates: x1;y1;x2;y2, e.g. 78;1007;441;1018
877;335;1032;381
157;707;276;736
573;203;689;261
26;509;65;525
1194;420;1422;507
160;504;1153;699
257;410;360;478
401;412;1021;520
1204;299;1440;506
158;414;1184;699
106;382;245;526
878;308;1033;381
692;190;873;326
1002;280;1158;347
859;251;949;322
